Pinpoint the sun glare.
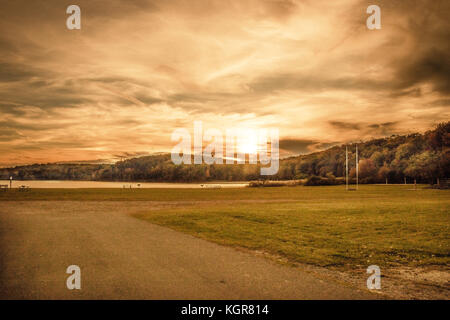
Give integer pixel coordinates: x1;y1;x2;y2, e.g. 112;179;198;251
237;142;258;155
237;131;259;155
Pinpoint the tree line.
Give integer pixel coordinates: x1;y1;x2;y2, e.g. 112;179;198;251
1;122;448;184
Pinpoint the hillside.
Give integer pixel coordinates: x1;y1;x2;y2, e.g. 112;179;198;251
1;122;448;184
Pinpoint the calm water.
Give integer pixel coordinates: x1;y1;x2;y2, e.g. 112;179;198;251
0;180;248;189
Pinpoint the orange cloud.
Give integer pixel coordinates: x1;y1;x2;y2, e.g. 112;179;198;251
0;0;448;165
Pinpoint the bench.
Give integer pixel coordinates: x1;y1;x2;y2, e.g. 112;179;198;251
18;185;30;192
0;184;8;191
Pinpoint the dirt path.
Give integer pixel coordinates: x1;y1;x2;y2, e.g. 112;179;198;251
0;201;378;299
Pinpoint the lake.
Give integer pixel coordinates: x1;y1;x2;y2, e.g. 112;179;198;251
0;180;248;189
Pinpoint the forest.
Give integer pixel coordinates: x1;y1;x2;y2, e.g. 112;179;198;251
1;122;448;185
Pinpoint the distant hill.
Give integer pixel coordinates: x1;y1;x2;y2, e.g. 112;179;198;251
280;121;449;184
1;122;448;184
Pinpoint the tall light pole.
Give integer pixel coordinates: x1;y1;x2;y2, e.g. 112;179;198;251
9;176;12;189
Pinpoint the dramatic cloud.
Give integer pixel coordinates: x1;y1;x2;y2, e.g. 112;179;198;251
0;0;449;165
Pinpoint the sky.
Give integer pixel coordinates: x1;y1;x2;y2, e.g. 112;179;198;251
0;0;449;166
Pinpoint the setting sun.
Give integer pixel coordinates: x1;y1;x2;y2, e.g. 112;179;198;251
237;142;258;155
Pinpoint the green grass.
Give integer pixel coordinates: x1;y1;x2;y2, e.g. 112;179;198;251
132;185;450;269
2;184;449;269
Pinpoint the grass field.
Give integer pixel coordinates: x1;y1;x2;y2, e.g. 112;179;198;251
133;185;449;269
1;185;449;270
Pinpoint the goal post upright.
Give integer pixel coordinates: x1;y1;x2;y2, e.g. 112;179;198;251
344;144;358;191
356;144;358;190
345;145;348;191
